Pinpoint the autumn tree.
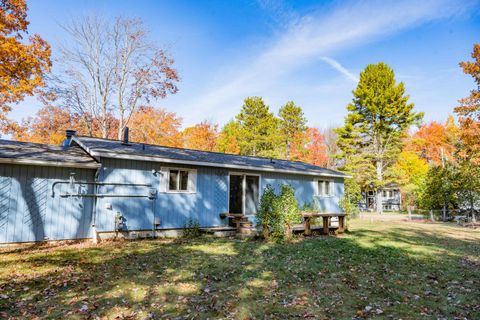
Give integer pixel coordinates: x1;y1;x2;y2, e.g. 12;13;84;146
278;101;307;159
42;16;179;139
321;127;341;169
216;120;241;154
182;121;218;151
302;128;328;167
6;104;119;144
128;106;182;147
455;43;480;164
392;150;429;209
0;0;51;129
336;63;423;213
236;97;278;157
6;105;77;144
405;117;458;165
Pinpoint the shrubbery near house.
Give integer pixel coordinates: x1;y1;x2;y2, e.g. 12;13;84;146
256;184;301;241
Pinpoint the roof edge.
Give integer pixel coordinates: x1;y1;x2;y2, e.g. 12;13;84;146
90;150;348;178
0;158;100;169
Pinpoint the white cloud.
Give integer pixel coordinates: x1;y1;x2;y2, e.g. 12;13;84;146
175;0;477;125
319;57;358;82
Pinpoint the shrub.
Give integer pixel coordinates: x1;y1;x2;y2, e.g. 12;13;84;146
277;184;301;239
183;218;201;238
339;178;361;218
256;184;277;239
256;184;301;241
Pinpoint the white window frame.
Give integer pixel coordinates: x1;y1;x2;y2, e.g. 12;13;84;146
163;167;197;194
316;179;334;197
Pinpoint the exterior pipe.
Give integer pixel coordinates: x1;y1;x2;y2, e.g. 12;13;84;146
91;168;100;244
60;194;155;198
51;181;152;197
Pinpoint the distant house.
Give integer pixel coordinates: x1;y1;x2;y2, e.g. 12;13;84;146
0;129;347;244
359;182;402;212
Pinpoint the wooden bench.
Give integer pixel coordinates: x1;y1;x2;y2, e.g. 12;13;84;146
301;212;346;236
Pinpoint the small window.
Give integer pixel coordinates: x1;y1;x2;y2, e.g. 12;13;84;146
317;180;333;197
383;190;387;197
368;191;374;196
168;169;189;191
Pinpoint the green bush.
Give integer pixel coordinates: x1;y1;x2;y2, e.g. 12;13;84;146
256;184;301;241
183;218;201;238
277;184;301;239
339;177;361;218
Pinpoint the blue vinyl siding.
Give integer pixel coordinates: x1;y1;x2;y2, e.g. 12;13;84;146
261;172;344;213
95;158;229;232
0;164;95;244
0;157;344;243
95;160;344;232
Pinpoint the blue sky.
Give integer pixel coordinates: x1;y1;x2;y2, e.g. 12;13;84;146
12;0;480;129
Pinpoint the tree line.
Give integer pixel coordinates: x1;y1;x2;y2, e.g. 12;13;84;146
0;1;479;217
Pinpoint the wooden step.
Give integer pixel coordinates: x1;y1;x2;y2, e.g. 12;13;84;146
240;221;253;227
237;227;255;235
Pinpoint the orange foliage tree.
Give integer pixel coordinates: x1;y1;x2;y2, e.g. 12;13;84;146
0;0;51;128
302;128;328;167
455;43;480;164
128;106;182;147
7;105;80;144
182;121;218;151
404;117;458;165
6;105;118;144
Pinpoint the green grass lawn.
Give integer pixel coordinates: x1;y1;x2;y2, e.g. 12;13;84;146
1;220;479;319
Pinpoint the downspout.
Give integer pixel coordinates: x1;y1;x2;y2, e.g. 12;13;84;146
91;167;101;244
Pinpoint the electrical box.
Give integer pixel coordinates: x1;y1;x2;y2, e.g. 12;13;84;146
105;203;112;210
154;217;161;228
115;212;125;231
148;188;157;199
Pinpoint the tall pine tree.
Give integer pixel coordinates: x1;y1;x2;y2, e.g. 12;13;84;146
236;97;278;157
278;101;307;160
336;63;423;213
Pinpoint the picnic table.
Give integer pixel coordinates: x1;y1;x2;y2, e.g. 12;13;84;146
301;212;346;236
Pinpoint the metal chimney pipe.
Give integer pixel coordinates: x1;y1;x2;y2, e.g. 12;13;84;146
63;129;77;147
66;129;76;139
122;127;129;144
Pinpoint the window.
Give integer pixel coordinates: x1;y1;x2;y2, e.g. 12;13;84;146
383;190;387;197
168;169;189;191
317;180;333;197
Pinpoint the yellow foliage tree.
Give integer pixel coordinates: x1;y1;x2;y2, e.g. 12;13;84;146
0;0;51;126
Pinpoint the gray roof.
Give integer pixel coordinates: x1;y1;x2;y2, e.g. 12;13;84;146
73;136;347;178
0;139;99;169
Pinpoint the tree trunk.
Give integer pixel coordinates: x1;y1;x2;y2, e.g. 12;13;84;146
376;159;383;214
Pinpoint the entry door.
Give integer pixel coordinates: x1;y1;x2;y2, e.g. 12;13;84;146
229;174;259;215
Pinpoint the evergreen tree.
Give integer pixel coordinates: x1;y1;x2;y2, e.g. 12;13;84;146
236;97;278;157
336;63;423;213
278;101;307;159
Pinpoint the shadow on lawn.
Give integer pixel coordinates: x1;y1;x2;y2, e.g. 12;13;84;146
0;228;479;319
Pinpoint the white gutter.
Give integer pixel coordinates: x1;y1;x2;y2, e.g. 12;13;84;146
0;158;100;169
72;136;349;178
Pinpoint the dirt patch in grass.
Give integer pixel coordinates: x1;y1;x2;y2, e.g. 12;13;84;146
1;220;479;319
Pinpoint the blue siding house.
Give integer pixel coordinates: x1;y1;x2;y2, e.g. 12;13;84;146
0;130;347;244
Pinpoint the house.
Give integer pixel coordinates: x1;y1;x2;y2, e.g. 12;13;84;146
0;130;347;244
359;182;402;212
